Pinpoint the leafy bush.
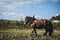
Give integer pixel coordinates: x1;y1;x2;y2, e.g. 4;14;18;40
53;22;60;30
0;20;31;29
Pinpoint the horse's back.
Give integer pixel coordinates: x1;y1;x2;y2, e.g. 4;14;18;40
33;20;47;25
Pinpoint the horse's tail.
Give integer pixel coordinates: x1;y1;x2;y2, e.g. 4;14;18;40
50;22;54;33
46;21;54;33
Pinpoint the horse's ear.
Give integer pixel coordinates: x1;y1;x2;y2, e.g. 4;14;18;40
33;15;35;19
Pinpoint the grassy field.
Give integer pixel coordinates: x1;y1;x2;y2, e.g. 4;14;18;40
0;29;60;40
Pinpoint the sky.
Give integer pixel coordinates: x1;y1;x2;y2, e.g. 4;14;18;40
0;0;60;20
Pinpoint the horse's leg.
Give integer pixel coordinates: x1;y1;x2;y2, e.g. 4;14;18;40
46;21;53;37
49;30;53;37
49;27;53;36
31;27;37;36
33;26;37;36
43;29;48;36
43;25;49;36
48;24;53;37
31;31;33;36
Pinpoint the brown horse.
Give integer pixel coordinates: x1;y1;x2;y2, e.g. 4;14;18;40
24;16;53;36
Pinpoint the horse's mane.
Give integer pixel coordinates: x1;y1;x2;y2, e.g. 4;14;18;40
25;16;37;20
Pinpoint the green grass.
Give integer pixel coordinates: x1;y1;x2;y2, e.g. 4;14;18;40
0;29;60;40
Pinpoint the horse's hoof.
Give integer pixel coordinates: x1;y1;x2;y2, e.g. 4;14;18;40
49;35;52;37
30;34;33;36
35;35;37;37
43;34;47;36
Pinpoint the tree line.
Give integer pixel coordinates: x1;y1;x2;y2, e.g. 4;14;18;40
51;15;60;20
0;20;26;29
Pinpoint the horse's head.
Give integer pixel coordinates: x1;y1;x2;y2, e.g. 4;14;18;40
24;16;37;24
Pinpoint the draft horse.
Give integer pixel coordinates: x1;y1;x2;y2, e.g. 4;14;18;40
24;16;53;36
